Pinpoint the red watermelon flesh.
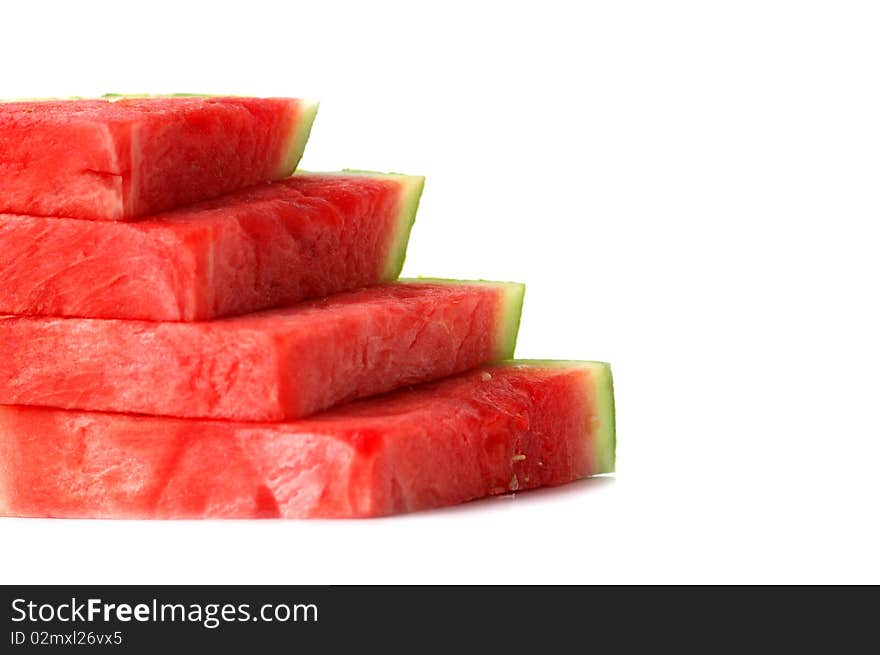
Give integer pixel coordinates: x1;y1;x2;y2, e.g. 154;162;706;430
0;362;615;519
0;96;318;220
0;280;524;421
0;171;423;321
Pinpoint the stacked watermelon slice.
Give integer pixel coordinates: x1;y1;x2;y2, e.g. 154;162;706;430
0;95;615;518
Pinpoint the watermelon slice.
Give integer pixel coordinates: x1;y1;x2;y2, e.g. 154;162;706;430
0;95;319;220
0;171;423;321
0;361;615;519
0;280;524;421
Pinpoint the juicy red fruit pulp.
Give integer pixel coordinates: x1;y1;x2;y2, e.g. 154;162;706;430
0;363;611;518
0;96;313;220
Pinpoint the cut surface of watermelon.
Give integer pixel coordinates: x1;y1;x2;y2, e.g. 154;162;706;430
0;171;423;321
0;280;523;421
0;361;615;519
0;95;319;220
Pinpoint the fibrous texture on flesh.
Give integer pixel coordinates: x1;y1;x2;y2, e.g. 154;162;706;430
0;96;319;220
0;172;423;321
0;281;524;421
0;361;615;518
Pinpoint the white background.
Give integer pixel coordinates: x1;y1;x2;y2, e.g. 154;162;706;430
1;0;878;584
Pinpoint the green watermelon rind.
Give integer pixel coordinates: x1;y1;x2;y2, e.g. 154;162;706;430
381;174;425;281
398;278;524;360
282;99;320;175
500;360;616;475
496;282;525;359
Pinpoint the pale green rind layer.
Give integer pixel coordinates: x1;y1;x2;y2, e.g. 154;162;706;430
499;360;616;475
398;278;524;359
587;362;616;474
382;174;424;280
495;283;525;359
283;99;320;174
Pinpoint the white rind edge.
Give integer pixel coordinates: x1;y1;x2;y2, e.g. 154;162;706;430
382;175;425;280
283;99;320;174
